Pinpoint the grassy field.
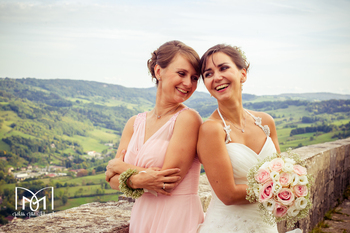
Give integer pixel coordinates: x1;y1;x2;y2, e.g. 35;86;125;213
0;172;121;212
54;194;120;211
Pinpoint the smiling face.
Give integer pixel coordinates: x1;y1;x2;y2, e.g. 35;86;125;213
203;52;246;101
155;53;199;103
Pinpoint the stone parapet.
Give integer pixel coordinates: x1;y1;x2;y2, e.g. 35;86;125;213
1;138;349;233
277;138;350;232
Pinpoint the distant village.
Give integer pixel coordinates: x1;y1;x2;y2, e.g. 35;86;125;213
2;142;114;182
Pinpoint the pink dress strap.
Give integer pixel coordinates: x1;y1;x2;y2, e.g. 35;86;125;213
133;112;146;128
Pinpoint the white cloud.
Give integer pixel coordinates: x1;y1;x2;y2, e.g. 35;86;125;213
0;0;349;95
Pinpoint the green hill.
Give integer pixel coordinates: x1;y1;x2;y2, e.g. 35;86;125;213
0;77;349;169
0;77;350;222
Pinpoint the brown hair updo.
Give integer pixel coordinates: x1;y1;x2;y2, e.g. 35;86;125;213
200;44;250;79
147;40;200;86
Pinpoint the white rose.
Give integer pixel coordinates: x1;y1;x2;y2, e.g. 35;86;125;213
294;197;308;210
254;184;261;197
282;162;294;172
270;171;280;182
298;175;308;185
284;158;296;165
260;162;271;170
287;204;300;217
272;181;282;194
263;199;276;212
291;173;300;186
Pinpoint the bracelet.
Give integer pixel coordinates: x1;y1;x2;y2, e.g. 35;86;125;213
119;168;144;199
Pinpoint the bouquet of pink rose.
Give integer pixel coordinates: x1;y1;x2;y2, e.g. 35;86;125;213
246;148;312;228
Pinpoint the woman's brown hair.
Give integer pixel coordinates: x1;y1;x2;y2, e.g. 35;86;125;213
147;40;200;86
200;44;250;79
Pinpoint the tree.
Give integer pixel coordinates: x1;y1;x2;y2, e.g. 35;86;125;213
76;169;88;177
62;195;68;205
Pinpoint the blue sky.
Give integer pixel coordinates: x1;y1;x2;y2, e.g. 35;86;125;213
0;0;349;95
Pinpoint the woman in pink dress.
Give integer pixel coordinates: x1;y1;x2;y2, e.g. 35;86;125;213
105;40;204;233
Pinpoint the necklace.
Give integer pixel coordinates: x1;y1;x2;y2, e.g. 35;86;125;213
217;108;246;133
154;105;180;119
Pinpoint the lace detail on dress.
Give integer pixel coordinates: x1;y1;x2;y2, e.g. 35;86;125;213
245;110;270;136
134;112;146;128
216;108;271;143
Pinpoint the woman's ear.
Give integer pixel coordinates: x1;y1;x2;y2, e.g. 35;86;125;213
241;68;247;83
154;64;161;81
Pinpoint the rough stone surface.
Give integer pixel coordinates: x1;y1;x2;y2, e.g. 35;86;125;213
198;174;211;213
320;198;350;232
277;138;350;233
0;201;133;233
1;138;350;233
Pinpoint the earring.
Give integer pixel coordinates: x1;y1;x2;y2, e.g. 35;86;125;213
241;80;244;91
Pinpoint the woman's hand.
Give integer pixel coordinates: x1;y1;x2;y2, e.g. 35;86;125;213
105;150;127;182
130;167;182;196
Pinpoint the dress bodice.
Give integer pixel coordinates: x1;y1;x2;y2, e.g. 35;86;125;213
124;108;201;195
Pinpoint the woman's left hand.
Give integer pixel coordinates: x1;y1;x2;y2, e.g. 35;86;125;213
105;150;127;182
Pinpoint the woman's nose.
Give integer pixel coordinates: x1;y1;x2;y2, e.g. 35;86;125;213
183;76;192;87
213;73;223;81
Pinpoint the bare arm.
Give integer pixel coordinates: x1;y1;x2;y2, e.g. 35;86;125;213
106;115;182;195
197;120;250;205
160;109;202;185
260;112;280;153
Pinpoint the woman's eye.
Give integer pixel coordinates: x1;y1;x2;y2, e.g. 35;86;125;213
178;72;185;77
220;66;229;71
192;76;199;82
204;72;212;78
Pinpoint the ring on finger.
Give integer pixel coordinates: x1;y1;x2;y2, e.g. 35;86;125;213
163;183;165;190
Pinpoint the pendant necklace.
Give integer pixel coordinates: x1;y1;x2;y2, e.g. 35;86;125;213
155;105;180;119
221;109;247;133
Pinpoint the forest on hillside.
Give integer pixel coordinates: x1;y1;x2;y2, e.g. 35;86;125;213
1;77;350;173
0;77;350;224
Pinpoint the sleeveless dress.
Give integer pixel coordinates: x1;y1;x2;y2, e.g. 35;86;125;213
198;109;279;233
124;108;204;233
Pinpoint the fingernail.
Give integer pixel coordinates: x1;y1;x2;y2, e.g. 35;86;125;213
122;149;126;153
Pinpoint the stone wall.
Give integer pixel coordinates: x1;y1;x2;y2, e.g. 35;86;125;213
1;138;349;233
277;138;350;232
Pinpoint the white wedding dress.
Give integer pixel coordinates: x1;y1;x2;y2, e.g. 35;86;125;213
198;109;300;233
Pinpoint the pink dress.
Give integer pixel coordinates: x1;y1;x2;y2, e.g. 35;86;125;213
124;108;204;233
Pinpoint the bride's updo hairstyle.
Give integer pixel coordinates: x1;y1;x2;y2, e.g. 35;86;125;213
200;44;250;80
147;40;200;86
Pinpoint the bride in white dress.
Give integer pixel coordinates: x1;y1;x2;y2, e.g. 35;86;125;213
197;44;298;232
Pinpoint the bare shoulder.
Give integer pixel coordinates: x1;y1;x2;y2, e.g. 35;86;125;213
176;108;202;126
199;118;224;136
126;115;138;126
246;109;275;126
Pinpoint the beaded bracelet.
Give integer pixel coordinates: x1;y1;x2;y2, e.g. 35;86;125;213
119;168;144;199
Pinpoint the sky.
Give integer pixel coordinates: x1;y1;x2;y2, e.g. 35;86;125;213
0;0;350;96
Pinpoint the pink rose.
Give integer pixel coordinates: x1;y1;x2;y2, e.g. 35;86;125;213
293;185;308;197
279;172;292;186
269;158;284;172
293;165;307;176
259;181;274;202
255;168;271;184
277;188;295;205
273;203;288;218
